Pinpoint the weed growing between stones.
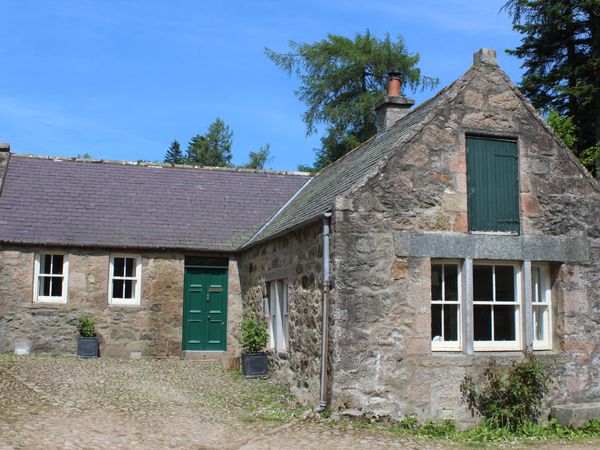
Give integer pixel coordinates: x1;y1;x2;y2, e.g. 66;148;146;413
227;371;306;423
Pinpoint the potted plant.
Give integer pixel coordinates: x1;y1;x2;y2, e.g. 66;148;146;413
239;314;269;378
76;316;100;358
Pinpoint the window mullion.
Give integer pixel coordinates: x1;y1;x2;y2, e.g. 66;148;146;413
463;258;473;355
523;261;533;352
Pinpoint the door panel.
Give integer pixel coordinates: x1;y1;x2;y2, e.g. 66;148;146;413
183;267;228;351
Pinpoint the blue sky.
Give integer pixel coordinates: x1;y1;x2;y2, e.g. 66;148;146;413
0;0;523;170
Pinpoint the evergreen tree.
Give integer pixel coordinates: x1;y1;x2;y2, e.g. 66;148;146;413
243;144;272;169
503;0;600;175
185;134;209;164
164;140;184;165
265;30;438;170
186;118;233;167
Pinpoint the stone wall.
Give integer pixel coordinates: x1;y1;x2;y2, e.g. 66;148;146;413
240;222;324;403
0;150;9;189
328;62;600;422
0;247;242;359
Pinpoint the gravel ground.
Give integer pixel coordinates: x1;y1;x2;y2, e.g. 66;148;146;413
1;354;599;449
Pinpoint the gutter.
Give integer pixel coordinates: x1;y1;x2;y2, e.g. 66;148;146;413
316;211;332;413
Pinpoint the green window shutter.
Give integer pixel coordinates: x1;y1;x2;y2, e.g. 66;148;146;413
467;137;519;233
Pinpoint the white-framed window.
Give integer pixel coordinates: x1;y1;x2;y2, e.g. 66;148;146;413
431;261;461;351
532;264;552;350
33;253;69;303
473;262;521;351
266;279;289;352
108;255;141;305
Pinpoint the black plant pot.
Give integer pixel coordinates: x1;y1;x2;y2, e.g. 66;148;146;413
77;336;100;358
241;352;268;378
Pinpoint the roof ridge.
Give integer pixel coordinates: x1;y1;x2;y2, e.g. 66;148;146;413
11;153;311;177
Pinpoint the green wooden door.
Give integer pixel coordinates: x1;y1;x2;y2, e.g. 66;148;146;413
467;137;520;233
183;267;228;351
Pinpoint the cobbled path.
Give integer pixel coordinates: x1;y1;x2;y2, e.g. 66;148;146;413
0;355;440;449
1;355;599;449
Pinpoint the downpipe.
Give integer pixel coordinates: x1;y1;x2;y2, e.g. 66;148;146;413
316;212;332;413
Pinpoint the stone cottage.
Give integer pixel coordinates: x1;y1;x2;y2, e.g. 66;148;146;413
1;48;599;422
0;150;309;364
239;49;600;421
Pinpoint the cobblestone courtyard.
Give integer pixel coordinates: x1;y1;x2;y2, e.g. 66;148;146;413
1;355;600;449
0;355;442;449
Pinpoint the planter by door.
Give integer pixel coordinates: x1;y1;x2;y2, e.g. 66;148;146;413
77;336;100;357
241;352;269;378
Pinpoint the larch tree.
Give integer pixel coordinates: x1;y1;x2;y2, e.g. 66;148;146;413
185;118;234;167
265;30;438;171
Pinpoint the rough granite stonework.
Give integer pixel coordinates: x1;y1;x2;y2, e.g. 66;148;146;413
240;222;323;403
327;62;600;422
0;150;9;190
0;247;242;359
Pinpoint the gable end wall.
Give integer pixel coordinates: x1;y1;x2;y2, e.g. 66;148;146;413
329;63;600;422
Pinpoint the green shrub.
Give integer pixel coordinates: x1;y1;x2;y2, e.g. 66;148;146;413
460;354;548;430
418;419;456;438
77;316;96;337
239;314;268;354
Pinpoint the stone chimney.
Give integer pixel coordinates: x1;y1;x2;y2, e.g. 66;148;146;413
473;48;498;66
375;71;415;134
0;143;11;192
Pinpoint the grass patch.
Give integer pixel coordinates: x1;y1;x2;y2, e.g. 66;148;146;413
319;415;600;445
227;370;306;423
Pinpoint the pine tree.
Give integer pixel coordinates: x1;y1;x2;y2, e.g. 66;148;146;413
265;30;438;170
503;0;600;175
185;134;208;165
186;119;233;167
164;140;184;165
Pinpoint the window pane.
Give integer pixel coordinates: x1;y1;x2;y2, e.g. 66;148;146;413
41;255;52;275
474;305;492;341
431;304;442;341
532;267;541;303
125;258;134;277
51;277;62;297
534;305;546;341
40;276;51;296
51;255;64;274
494;305;516;340
113;279;124;298
473;266;493;301
431;265;442;300
113;258;125;277
444;304;459;341
495;266;515;302
124;280;133;299
444;265;458;301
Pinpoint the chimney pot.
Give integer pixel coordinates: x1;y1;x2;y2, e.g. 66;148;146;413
375;72;415;134
387;71;402;97
0;143;10;153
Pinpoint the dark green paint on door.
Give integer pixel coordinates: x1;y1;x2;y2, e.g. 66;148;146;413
183;267;228;351
467;137;520;233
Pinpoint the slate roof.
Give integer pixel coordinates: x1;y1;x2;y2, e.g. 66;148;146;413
244;66;469;247
0;156;309;251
